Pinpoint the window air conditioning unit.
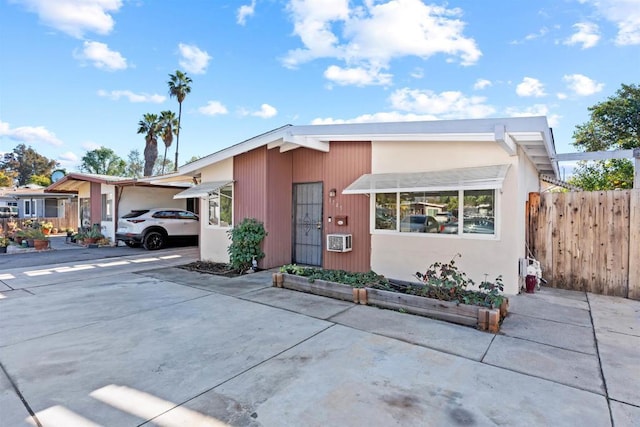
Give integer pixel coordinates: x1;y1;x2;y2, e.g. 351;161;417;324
327;234;352;253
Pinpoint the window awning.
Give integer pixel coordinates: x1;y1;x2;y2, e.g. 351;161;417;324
173;180;232;199
343;165;511;194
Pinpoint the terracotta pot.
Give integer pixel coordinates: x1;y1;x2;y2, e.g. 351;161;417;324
42;229;51;235
34;239;49;250
15;236;23;244
84;237;98;244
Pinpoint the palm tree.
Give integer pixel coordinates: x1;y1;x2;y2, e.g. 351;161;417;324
137;113;160;176
158;110;178;174
167;70;192;171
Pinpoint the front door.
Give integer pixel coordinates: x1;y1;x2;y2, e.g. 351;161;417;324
293;182;323;266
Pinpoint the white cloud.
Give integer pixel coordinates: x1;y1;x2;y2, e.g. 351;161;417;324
563;73;604;96
13;0;122;38
410;67;424;79
284;0;481;86
252;104;278;118
0;120;63;146
198;101;228;116
389;88;495;118
510;26;549;45
516;77;546;97
473;78;492;90
324;65;392;86
97;89;165;103
556;92;568;100
178;43;211;74
505;104;560;127
74;40;127;71
581;0;640;45
81;141;101;151
237;0;256;25
564;22;600;48
58;151;79;162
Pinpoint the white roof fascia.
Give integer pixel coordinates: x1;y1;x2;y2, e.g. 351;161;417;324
494;125;517;156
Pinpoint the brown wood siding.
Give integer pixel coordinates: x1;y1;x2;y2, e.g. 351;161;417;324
234;146;267;224
292;142;372;272
90;182;102;226
265;149;293;267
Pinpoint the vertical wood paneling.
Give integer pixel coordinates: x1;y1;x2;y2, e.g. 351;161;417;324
90;182;102;225
530;190;636;298
234;147;267;226
265;149;293;268
292;142;372;272
629;190;640;300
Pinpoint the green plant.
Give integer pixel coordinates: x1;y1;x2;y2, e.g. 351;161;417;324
478;274;505;308
39;221;54;231
85;227;104;239
280;264;388;288
28;229;48;240
227;218;267;273
0;236;9;247
414;254;474;300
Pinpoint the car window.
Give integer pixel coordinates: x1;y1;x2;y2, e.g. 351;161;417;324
122;210;149;218
152;211;177;219
178;211;198;220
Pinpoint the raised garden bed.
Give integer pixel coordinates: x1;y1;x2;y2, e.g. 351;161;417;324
273;271;507;333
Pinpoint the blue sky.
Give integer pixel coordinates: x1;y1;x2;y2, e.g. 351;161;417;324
1;0;639;177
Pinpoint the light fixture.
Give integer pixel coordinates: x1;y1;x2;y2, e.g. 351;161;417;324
329;188;337;198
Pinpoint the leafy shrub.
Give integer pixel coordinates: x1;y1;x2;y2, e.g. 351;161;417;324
280;264;388;288
227;218;267;273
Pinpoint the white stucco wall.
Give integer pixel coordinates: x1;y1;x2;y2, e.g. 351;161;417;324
199;158;233;263
100;184;116;240
370;140;526;295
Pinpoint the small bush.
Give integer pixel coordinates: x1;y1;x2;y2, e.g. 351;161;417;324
227;218;267;273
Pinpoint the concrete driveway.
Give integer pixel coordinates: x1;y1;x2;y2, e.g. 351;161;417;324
0;252;638;426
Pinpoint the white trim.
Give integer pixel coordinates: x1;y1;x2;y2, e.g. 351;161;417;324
173;180;233;199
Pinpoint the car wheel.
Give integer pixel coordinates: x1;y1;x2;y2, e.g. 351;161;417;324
143;231;165;250
124;241;140;248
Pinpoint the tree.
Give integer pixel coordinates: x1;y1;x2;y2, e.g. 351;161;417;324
153;157;174;176
158;110;178;174
137;113;160;176
0;171;13;187
80;147;127;176
168;70;192;171
28;174;51;186
0;144;58;185
125;150;144;178
568;83;640;190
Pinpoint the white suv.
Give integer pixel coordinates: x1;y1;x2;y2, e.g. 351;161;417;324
116;208;199;250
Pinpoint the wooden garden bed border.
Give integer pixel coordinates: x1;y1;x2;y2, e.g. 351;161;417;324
274;273;506;332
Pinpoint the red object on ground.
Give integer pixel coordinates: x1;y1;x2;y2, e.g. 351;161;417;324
525;275;537;293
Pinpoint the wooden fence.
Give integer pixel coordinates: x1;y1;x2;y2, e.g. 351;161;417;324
527;190;639;299
0;200;79;234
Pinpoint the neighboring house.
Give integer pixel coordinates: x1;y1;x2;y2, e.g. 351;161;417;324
46;173;194;242
0;184;76;219
173;117;558;295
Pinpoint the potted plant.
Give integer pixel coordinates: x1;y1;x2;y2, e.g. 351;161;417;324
31;229;49;250
83;227;104;244
0;236;9;254
39;221;54;235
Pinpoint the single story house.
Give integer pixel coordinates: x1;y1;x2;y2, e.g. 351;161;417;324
0;184;77;219
173;116;558;295
46;173;195;241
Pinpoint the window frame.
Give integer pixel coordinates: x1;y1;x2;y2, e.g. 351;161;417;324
207;183;233;228
101;193;113;221
371;188;500;240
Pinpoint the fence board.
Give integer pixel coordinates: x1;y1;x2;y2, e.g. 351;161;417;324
629;190;640;300
529;190;637;299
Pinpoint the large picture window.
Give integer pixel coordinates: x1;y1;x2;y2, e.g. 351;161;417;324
208;184;233;227
374;189;496;236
